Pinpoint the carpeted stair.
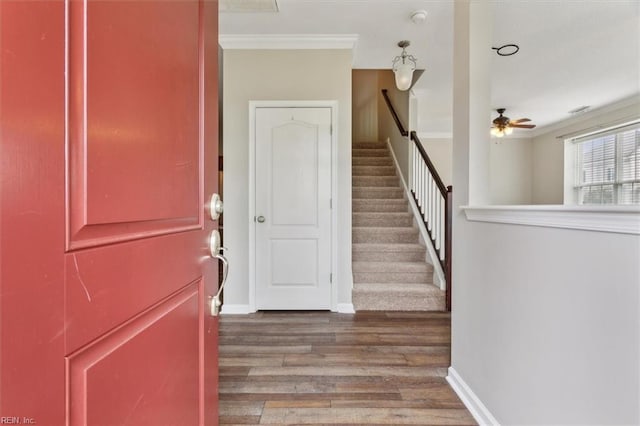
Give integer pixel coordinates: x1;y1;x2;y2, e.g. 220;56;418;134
352;141;445;311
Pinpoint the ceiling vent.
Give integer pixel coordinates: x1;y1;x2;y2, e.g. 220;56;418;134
220;0;279;13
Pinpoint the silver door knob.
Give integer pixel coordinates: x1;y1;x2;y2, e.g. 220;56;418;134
256;216;265;223
209;193;224;221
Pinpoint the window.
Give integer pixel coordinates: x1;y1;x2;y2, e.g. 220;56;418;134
573;122;640;204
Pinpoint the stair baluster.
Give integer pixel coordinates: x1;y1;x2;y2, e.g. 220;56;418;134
381;89;453;311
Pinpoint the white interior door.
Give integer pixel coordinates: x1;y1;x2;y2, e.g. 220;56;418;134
255;107;332;309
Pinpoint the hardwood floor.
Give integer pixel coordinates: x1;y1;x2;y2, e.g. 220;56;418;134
219;311;476;425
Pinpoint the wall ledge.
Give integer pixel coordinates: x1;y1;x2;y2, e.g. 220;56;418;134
462;205;640;235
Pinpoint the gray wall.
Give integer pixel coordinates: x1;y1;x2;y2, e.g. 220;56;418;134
222;49;353;310
352;70;378;142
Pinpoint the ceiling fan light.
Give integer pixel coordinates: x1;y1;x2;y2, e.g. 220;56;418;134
490;127;500;136
505;126;514;135
394;63;414;91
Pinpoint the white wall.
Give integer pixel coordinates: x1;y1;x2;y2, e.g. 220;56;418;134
453;219;640;424
417;136;533;204
419;138;453;187
222;49;353;310
490;137;533;205
532;97;640;204
452;3;640;424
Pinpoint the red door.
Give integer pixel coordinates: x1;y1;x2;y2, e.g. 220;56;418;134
0;1;219;424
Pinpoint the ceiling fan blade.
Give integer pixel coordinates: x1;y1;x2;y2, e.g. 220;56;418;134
510;124;536;129
511;118;531;124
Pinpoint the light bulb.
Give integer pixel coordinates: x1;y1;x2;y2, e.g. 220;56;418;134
505;126;513;135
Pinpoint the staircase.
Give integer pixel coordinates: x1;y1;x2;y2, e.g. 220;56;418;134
352;141;445;311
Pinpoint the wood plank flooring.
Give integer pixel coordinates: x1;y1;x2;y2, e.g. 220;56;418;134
219;311;476;425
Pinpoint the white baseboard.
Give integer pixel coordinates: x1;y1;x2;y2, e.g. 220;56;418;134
220;304;253;315
447;367;500;426
336;303;355;314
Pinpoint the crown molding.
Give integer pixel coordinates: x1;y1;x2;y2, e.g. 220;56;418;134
530;94;640;139
219;34;359;50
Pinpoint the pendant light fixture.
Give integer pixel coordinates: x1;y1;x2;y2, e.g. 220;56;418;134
392;40;417;91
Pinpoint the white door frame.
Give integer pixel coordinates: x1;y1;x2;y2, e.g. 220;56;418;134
248;100;339;312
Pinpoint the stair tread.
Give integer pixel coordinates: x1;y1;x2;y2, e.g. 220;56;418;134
354;283;443;293
353;243;425;252
353;212;411;216
353;198;406;202
353;226;417;231
357;185;402;190
353;261;433;272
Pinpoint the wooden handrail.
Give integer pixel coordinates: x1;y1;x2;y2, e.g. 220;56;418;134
380;88;453;311
381;90;448;197
381;89;408;137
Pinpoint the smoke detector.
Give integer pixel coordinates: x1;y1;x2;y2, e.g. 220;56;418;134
410;10;428;24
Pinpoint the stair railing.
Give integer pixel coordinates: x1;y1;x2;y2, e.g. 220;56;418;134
381;89;453;311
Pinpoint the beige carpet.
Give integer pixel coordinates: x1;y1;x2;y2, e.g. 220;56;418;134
352;141;445;311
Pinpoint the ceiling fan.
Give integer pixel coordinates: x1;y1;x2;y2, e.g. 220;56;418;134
491;108;536;137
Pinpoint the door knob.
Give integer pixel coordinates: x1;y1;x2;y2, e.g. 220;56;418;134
256;215;265;223
209;252;228;317
209;229;222;257
208;229;229;317
209;193;224;221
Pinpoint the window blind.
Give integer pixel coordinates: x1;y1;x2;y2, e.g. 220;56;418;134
572;121;640;204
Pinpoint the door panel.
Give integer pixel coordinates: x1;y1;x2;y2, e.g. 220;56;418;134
255;108;332;310
0;0;219;424
271;123;319;225
68;0;202;249
67;283;200;426
64;231;203;354
271;239;318;287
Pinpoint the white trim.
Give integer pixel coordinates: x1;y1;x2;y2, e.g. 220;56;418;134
220;304;254;315
387;139;446;290
462;205;640;235
249;101;340;312
219;34;359;50
447;367;500;426
336;303;355;314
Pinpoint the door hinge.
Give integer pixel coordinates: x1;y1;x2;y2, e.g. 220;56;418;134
329;198;333;209
330;273;333;283
330;124;333;135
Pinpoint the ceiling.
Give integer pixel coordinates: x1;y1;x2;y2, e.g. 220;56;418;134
219;0;640;136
